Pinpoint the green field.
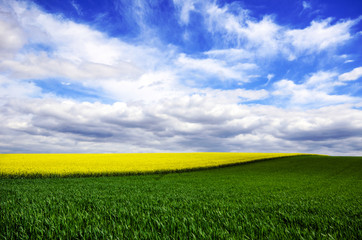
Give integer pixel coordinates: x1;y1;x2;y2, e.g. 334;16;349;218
1;155;361;239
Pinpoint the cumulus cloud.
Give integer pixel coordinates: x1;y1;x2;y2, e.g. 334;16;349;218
274;79;352;107
0;8;26;60
1;98;361;155
0;0;265;104
272;70;360;108
0;76;41;99
0;0;361;155
285;18;356;54
273;105;362;143
0;1;180;103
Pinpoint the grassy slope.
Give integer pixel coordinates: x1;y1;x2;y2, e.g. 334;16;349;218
1;155;361;239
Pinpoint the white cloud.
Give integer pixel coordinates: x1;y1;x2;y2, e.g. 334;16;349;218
339;67;362;81
302;1;311;10
273;71;359;107
0;76;41;99
267;74;274;81
99;71;186;102
205;48;253;61
173;0;196;25
3;1;167;73
0;53;143;81
1;97;361;155
204;4;282;57
0;0;180;103
0;9;26;60
1;0;362;156
71;0;82;16
304;71;340;91
0;1;266;106
286;18;355;53
263;74;275;86
180;1;359;61
17;7;129;65
176;53;257;81
240;16;282;56
197;88;268;103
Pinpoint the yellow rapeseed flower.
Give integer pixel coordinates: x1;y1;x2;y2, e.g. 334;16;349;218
0;153;305;177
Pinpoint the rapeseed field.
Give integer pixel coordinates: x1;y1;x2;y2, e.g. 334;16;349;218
0;152;302;177
1;155;361;239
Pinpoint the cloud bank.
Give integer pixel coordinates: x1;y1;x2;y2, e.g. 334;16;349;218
0;0;361;155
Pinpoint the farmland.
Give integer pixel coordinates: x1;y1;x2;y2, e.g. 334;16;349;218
0;152;302;177
1;155;361;239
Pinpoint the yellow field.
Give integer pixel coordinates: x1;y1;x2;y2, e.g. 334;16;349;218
0;153;305;177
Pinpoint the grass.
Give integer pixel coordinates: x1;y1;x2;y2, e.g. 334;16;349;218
0;152;304;177
1;155;361;239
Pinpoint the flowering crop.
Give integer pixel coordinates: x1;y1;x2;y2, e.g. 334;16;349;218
0;153;305;177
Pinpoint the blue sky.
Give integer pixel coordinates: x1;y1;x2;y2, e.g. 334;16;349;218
0;0;362;154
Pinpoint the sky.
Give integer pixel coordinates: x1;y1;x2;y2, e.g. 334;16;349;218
0;0;362;155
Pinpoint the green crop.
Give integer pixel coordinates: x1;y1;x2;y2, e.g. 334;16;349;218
1;155;361;239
